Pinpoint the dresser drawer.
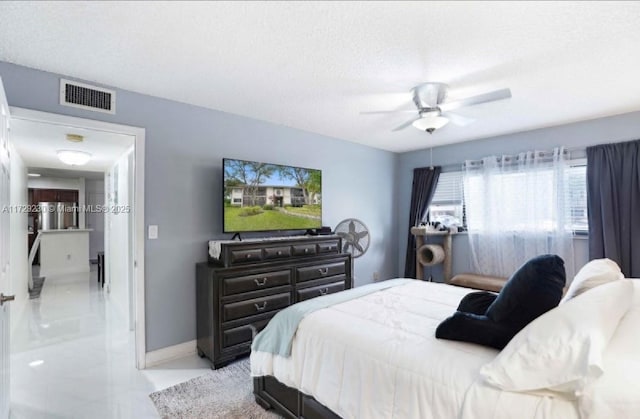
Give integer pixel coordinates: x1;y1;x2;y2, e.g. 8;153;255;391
317;240;340;254
297;261;346;282
263;246;292;260
229;248;263;264
292;244;317;257
222;270;291;296
223;293;291;322
222;315;275;348
297;281;345;302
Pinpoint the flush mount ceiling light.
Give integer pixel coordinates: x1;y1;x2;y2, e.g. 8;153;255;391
412;114;449;133
57;150;92;166
27;173;41;177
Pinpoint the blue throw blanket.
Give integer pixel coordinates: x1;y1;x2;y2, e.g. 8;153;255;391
251;278;413;357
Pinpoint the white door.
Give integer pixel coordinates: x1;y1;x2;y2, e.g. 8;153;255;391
0;77;13;419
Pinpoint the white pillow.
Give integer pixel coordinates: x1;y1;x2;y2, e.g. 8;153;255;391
561;258;624;303
480;279;634;398
579;280;640;418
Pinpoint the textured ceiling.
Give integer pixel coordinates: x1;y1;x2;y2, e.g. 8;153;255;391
1;1;640;153
11;118;134;172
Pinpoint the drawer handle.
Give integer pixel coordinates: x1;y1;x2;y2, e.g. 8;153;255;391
254;301;268;311
318;267;329;275
277;251;282;256
304;248;309;253
254;277;268;286
246;254;252;259
319;287;329;296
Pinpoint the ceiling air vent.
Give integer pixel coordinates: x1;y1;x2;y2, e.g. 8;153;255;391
59;79;116;114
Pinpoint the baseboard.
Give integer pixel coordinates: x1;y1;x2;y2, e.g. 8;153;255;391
39;265;91;278
145;339;197;368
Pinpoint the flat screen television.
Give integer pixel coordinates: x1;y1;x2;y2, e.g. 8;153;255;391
223;158;322;233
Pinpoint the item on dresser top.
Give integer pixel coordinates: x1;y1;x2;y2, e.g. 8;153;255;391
222;158;322;234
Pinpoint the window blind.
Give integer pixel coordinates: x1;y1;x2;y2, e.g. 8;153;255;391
566;164;588;231
431;171;464;205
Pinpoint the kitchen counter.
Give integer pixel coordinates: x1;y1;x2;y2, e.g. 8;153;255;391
39;229;94;233
39;229;92;277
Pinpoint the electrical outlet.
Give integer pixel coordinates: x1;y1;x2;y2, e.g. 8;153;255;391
373;271;380;281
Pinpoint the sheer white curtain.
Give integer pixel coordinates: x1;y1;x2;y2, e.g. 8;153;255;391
463;147;575;279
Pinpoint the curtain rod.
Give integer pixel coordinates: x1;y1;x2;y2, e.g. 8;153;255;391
438;146;586;173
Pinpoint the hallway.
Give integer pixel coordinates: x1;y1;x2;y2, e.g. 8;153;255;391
10;268;210;419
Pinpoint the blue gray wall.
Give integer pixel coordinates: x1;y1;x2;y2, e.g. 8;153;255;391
398;111;640;280
0;62;399;352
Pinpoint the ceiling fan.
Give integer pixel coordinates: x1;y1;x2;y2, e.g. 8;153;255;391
362;83;512;134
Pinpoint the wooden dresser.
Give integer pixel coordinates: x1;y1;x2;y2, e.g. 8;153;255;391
196;235;353;369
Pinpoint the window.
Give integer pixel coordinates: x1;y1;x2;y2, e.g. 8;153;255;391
427;171;464;227
566;163;588;233
427;163;588;233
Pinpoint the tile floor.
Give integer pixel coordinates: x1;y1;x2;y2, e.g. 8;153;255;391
10;267;212;419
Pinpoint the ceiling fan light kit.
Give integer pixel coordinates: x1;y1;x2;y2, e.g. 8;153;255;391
412;115;449;133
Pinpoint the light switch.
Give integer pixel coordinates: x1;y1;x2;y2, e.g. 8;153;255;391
148;225;158;240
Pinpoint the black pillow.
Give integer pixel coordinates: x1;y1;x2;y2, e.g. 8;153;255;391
436;254;566;349
435;311;514;350
485;254;566;330
457;291;497;315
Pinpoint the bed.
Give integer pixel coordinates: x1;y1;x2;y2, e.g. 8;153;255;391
250;278;640;419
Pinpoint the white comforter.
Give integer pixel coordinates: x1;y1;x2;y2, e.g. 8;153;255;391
251;280;578;419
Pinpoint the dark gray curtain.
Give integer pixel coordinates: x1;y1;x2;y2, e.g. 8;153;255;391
404;167;441;278
587;139;640;278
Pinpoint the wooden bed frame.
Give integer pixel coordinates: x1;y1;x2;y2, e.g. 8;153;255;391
254;375;341;419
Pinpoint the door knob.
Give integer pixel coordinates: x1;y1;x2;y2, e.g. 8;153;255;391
0;293;15;306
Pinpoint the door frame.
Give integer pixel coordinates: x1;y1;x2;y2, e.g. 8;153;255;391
9;107;147;369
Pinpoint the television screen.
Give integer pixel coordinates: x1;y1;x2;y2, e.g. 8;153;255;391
223;158;322;233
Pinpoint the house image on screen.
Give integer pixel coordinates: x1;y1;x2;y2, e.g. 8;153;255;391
230;186;320;207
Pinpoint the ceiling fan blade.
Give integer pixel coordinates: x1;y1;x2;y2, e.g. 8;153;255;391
391;116;421;132
442;112;475;127
360;110;417;115
439;88;511;112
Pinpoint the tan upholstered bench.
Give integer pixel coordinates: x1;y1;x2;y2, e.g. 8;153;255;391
449;273;508;293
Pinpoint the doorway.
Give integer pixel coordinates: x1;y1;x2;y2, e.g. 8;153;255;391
7;108;146;369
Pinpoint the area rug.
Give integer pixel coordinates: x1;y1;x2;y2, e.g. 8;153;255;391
149;358;282;419
29;277;45;299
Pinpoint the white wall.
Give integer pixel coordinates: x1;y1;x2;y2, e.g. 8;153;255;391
106;148;133;330
127;151;134;330
8;144;28;333
38;231;90;277
77;177;85;228
27;176;79;190
85;179;105;260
